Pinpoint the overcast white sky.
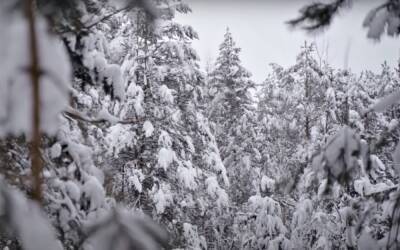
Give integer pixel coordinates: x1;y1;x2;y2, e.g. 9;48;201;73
176;0;400;83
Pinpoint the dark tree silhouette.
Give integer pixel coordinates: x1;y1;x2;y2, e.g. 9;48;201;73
289;0;400;40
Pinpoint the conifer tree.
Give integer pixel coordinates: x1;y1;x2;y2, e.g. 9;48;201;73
207;28;258;205
102;1;230;248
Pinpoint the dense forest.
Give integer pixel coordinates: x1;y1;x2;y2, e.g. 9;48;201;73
1;0;400;249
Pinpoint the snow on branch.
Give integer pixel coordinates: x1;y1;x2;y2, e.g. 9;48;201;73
80;209;169;250
0;180;63;250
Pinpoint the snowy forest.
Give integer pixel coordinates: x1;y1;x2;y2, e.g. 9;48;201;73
1;0;400;249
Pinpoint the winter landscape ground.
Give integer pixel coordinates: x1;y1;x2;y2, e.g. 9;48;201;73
1;0;400;249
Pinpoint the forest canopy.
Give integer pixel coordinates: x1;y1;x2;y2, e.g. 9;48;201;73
0;0;400;249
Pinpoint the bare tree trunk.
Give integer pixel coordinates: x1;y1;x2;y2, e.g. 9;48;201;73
304;41;311;141
305;115;310;141
304;77;311;141
343;90;349;126
324;110;329;143
26;0;43;203
343;95;349;126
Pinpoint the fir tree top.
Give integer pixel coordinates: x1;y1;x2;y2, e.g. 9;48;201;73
213;27;252;81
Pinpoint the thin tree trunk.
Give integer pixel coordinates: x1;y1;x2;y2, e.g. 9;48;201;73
305;115;310;141
304;80;311;141
26;0;43;203
304;41;311;141
343;95;349;126
324;110;329;143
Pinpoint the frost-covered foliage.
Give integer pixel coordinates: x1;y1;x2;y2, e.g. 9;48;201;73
257;43;326;191
234;195;291;250
0;180;63;250
256;42;400;249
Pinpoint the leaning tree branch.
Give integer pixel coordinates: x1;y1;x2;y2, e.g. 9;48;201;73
83;5;134;31
63;108;141;125
83;0;158;33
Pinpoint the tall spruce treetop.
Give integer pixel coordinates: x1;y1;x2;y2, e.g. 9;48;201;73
214;28;249;79
208;28;255;129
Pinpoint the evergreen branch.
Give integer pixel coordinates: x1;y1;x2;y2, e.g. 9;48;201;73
287;0;350;31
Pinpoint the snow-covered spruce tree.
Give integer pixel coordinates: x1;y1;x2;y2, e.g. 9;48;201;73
264;60;343;249
255;46;327;249
257;63;305;186
286;67;352;249
287;42;325;148
207;28;258;207
256;45;361;248
257;43;326;194
99;1;230;248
